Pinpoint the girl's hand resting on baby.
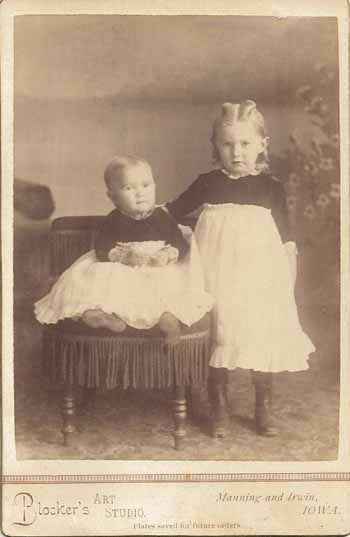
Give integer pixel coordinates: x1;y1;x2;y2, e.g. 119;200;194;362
165;245;179;263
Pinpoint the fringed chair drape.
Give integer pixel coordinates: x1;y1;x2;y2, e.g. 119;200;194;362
44;325;210;390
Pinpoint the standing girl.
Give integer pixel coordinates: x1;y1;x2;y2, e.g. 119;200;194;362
167;100;315;437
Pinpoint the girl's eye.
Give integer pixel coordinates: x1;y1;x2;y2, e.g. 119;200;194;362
242;141;250;147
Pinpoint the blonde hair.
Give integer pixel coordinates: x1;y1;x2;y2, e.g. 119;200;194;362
211;100;270;173
104;155;152;189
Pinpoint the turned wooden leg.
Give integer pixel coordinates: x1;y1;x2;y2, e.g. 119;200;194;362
61;381;76;446
173;386;186;450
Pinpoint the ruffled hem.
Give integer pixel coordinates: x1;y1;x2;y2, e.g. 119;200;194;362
43;328;211;389
34;246;214;329
195;204;316;373
209;341;315;372
35;293;213;329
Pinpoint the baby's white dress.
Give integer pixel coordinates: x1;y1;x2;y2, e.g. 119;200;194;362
35;208;213;329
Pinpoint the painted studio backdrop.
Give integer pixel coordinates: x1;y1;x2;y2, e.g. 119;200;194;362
14;15;339;460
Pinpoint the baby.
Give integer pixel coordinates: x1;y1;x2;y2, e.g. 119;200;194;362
35;156;212;344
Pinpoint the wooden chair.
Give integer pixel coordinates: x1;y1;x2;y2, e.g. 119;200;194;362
41;216;211;450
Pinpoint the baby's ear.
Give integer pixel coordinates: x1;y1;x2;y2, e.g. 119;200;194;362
106;189;112;201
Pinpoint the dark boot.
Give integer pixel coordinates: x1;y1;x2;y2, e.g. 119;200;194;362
209;368;230;438
252;372;278;437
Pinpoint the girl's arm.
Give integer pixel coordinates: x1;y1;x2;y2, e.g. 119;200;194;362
284;241;297;287
270;179;297;286
166;175;207;220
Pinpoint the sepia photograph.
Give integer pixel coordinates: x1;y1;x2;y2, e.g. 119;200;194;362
3;1;350;535
12;13;340;462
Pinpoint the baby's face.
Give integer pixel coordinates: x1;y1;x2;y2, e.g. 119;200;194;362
108;164;156;216
215;121;267;176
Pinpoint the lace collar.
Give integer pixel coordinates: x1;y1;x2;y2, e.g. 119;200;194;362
116;207;155;221
221;168;260;180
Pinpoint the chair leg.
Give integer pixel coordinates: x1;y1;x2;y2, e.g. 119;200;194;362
61;381;76;446
173;386;186;450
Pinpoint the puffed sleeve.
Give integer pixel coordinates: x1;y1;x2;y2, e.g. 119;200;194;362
166;175;208;220
94;211;120;261
270;179;294;243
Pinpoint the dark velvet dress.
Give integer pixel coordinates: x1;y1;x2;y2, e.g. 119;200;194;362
94;207;189;262
167;170;292;243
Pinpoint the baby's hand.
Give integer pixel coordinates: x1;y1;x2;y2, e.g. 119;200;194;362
150;249;169;267
108;246;147;266
126;251;148;266
150;246;179;266
108;245;129;263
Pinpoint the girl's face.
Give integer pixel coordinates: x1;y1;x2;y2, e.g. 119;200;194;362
108;164;156;216
214;121;268;176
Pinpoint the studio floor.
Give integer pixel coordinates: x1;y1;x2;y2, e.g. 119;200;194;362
14;301;339;461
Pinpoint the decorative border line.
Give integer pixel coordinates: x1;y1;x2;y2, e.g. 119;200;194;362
2;472;350;484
